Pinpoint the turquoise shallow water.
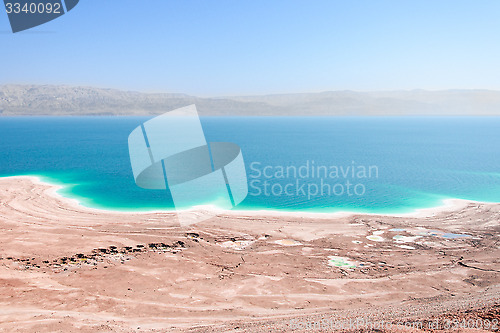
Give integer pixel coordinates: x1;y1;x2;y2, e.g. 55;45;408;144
0;116;499;214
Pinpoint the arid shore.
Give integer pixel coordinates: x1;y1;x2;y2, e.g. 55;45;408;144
0;177;499;332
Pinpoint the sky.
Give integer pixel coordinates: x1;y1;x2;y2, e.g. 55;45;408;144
1;0;500;96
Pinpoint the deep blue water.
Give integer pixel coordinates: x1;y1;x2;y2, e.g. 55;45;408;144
0;116;499;214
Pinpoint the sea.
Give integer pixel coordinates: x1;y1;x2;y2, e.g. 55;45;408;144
0;116;499;214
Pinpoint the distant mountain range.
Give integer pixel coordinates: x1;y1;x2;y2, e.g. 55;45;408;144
1;84;499;116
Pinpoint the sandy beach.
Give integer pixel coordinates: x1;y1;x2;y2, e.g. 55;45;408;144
0;176;499;332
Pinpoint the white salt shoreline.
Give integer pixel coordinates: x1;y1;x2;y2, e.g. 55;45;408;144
1;175;494;220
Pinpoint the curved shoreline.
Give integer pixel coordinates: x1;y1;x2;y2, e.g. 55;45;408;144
1;175;496;220
0;174;499;331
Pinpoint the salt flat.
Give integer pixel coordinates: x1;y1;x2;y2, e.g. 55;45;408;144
0;177;498;332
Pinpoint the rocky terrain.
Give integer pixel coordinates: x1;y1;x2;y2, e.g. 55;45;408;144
0;177;498;332
1;84;500;116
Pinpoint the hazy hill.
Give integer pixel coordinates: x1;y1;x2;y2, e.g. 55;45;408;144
1;85;499;116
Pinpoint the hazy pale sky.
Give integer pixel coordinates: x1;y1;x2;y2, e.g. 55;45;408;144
1;0;500;96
